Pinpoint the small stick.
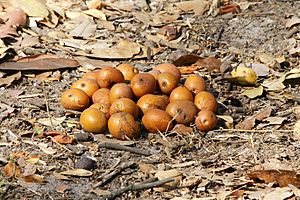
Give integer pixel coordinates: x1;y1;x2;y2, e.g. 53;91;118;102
98;142;151;156
103;177;174;200
93;161;136;188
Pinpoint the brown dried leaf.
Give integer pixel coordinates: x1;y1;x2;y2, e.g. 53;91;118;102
2;161;16;178
69;17;96;38
172;53;201;66
0;58;79;71
236;107;272;130
178;65;200;74
52;135;74;144
195;57;221;72
286;16;300;28
247;170;300;188
155;169;182;189
171;124;193;135
60;169;93;177
8;0;48;17
1;8;27;27
21;174;44;183
0;102;15;121
175;0;209;15
0;72;21;86
56;184;70;193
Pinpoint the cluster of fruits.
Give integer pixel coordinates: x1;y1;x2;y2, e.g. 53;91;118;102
61;63;218;140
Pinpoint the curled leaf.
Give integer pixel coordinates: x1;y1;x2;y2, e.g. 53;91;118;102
231;65;257;85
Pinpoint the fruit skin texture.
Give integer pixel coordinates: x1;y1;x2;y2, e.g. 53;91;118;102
148;69;161;80
92;88;110;104
169;86;193;102
194;91;218;113
157;72;178;94
97;66;124;88
137;94;169;114
80;108;107;134
71;78;100;97
110;98;139;119
90;103;111;119
108;112;141;140
142;109;173;133
184;74;206;95
109;83;133;102
82;69;101;80
166;100;198;125
61;88;90;111
130;73;156;97
195;110;218;132
154;63;181;82
116;63;139;81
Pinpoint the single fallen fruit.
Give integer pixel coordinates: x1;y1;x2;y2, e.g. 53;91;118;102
110;98;139;119
169;86;193;102
142;109;173;133
109;83;133;102
108;112;141;140
80;108;107;134
137;94;169;114
116;63;139;81
154;63;181;82
231;65;257;85
130;73;156;97
194;91;218;113
166;100;198;125
92;88;111;104
157;72;178;94
71;78;100;97
61;88;90;111
184;74;206;94
195;110;218;132
97;66;124;88
90;102;111;119
148;69;161;80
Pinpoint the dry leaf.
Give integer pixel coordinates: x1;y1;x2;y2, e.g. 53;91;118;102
242;86;264;99
83;9;106;20
69;17;96;38
250;63;270;77
0;102;15;121
218;4;240;15
178;65;200;74
139;163;156;174
247;170;300;188
60;169;93;177
170;124;193;135
37;116;65;127
256;52;275;64
52;135;74;144
79;39;142;59
293;120;300;140
175;0;209;15
8;0;49;17
217;115;234;129
21;174;44;183
0;58;79;71
2;161;16;178
236;107;272;130
195;57;221;72
56;184;70;193
0;72;22;86
37;143;57;154
286;16;300;28
172;53;201;66
155;169;182;189
264;187;293;200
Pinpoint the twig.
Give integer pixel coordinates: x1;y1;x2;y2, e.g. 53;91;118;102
93;161;136;188
98;142;151;156
103;177;174;200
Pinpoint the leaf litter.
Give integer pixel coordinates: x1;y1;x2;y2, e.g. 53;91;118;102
0;0;300;199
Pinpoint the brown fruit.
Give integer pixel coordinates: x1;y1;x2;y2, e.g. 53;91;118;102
157;72;178;94
110;98;139;119
184;74;206;94
61;88;90;111
108;112;141;140
137;94;169;114
90;103;110;118
154;63;181;82
80;108;107;134
71;78;100;97
194;91;217;112
82;69;101;80
195;110;218;132
166;100;198;125
130;73;156;97
109;83;133;103
116;63;139;81
97;67;124;88
142;109;173;133
148;69;161;80
92;88;110;104
169;86;193;102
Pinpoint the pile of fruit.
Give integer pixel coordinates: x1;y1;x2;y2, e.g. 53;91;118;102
61;63;218;140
